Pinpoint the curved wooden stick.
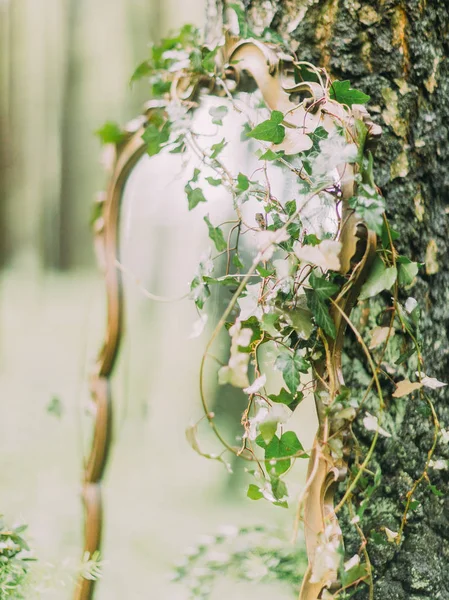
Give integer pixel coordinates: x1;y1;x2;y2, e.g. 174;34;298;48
74;109;155;600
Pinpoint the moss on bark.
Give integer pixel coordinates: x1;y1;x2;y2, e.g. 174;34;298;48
234;0;449;597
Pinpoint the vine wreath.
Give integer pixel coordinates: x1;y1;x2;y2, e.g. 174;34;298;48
86;16;446;600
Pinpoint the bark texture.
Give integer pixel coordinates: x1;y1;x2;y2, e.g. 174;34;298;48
233;1;449;598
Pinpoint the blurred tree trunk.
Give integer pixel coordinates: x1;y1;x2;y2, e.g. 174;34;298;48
0;1;11;266
226;1;449;598
57;0;158;269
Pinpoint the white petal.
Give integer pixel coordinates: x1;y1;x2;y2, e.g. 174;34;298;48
273;128;313;155
404;297;418;313
363;412;391;438
294;239;341;271
344;554;360;572
189;314;208;339
384;527;398;543
416;373;447;389
243;374;267;394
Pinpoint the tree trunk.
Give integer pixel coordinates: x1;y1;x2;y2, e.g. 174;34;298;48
229;1;449;598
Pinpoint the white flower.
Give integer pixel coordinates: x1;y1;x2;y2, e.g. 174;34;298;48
238;282;263;320
243;374;267;394
441;429;449;444
404;297;418;313
272;127;313;155
363;412;391;438
218;321;252;388
312;132;358;178
384;527;398;543
310;521;341;584
416;372;447;389
429;459;447;470
294;239;342;271
344;554;360;572
256;229;290;261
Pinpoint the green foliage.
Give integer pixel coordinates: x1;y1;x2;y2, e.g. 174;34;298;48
397;256;419;286
359;257;397;300
305;288;336;339
256;431;306;477
46;396;63;418
0;518;31;599
172;525;307;599
329;80;370;106
210;138;226;159
247;111;285;144
209;105;228;125
275;350;309;394
142;110;171;156
95;121;125;145
203;216;227;252
349;184;385;235
309;272;339;300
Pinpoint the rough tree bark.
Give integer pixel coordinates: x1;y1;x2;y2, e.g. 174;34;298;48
221;1;449;598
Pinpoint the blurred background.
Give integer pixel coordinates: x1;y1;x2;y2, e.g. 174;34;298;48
0;1;314;598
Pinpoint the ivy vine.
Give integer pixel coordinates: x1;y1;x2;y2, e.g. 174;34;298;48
97;8;448;598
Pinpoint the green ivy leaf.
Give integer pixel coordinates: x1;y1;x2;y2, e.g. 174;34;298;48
349;184;385;235
247;483;263;500
397;256;419;286
269;388;304;411
258;148;283;161
257;265;275;278
233;253;244;269
130;60;152;84
228;3;256;38
305;289;336;339
381;223;400;248
329;80;370;106
341;563;368;587
257;431;306;475
46;396;63;418
201;47;219;73
270;477;288;507
306;126;329;154
285;199;297;216
240;122;252;141
205;176;222;187
294;63;321;84
259;420;279;446
204;215;227;252
247;111;285;144
142;113;171;156
210;138;227;159
209;105;228;125
359;257;397;300
429;484;444;497
236;172;250;191
275;350;309;394
309;272;340;300
96;121;125;145
169;135;186;154
261;312;279;336
185;183;207;210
